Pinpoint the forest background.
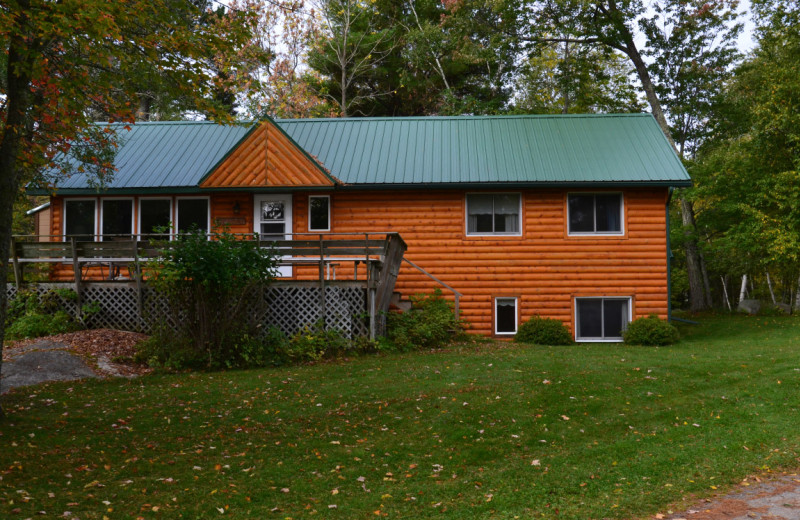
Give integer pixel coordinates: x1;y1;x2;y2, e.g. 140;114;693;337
5;0;800;314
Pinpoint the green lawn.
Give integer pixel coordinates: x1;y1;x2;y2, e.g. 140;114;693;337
2;315;800;519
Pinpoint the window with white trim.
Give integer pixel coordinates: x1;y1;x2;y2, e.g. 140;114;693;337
467;194;521;235
177;198;209;234
101;199;133;241
64;199;96;240
139;198;172;237
494;297;518;335
309;195;330;232
568;193;623;234
575;297;631;341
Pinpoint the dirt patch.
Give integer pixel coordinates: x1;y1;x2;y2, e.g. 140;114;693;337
1;329;151;394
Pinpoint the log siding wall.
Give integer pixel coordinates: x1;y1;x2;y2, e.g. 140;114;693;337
48;187;669;336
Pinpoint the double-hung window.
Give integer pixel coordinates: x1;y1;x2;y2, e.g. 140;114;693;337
575;297;631;341
309;195;330;232
568;193;623;235
466;194;521;235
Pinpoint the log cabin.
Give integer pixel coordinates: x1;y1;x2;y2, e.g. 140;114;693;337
26;114;691;341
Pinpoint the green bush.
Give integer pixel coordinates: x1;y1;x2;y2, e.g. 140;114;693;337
623;314;680;346
6;310;79;340
5;289;81;340
385;289;465;351
280;327;349;362
515;316;573;345
144;228;279;369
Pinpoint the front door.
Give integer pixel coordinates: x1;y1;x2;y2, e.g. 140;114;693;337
254;194;292;277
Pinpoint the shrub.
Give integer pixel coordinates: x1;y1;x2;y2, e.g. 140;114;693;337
515;316;573;345
144;228;279;369
385;289;465;351
5;289;81;340
623;314;680;346
280;327;349;362
6;310;79;340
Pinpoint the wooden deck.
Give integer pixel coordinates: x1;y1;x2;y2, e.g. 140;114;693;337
8;233;407;338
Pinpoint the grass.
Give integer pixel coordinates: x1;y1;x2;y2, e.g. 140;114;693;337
2;314;800;519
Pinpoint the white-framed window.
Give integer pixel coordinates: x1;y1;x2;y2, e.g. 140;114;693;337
466;193;522;236
494;297;518;335
567;193;624;235
309;195;330;232
574;297;632;342
138;197;173;238
63;198;97;240
176;197;210;235
100;198;134;241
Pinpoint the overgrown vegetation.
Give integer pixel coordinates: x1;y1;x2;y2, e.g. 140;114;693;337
143;229;279;369
515;315;573;345
384;289;465;351
2;315;800;519
623;314;681;346
4;288;81;340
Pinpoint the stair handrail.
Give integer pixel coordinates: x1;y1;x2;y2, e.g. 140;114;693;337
401;257;463;318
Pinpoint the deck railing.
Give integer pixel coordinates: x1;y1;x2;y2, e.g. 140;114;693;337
8;232;408;338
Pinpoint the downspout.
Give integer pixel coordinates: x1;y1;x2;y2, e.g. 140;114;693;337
666;187;673;322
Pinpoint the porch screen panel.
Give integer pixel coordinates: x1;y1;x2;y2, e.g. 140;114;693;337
65;200;96;239
177;199;209;234
101;199;133;240
140;199;171;236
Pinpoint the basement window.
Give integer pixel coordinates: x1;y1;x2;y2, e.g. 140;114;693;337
466;194;521;235
64;199;96;240
309;195;330;232
575;297;631;341
495;297;518;335
568;193;623;235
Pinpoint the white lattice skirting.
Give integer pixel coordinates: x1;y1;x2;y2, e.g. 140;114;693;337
6;282;368;338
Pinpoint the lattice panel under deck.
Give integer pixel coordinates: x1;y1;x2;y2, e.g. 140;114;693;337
6;283;367;338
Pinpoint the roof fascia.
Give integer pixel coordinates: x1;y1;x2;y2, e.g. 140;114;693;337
334;180;693;190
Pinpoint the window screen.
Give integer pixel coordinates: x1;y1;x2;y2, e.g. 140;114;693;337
177;199;208;234
568;194;622;234
101;199;133;240
467;194;520;235
64;200;96;239
140;199;171;236
495;298;517;334
309;196;330;231
576;298;630;340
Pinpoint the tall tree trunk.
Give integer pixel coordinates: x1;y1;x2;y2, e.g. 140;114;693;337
739;274;748;303
721;275;731;311
699;248;713;308
610;11;709;311
680;198;707;311
795;274;800;310
0;12;33;418
766;272;777;304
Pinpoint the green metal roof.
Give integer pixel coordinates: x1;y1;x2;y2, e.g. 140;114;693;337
43;114;690;193
53;121;253;191
277;114;690;186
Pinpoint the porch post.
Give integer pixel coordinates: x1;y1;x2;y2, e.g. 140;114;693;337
71;237;82;307
318;234;326;330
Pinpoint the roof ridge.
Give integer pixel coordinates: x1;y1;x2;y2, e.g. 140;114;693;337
276;113;653;123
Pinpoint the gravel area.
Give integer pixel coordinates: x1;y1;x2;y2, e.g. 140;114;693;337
1;329;151;394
